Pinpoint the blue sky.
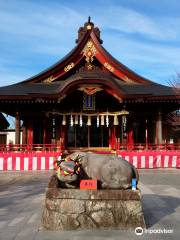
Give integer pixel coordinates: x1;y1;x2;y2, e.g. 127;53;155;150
0;0;180;87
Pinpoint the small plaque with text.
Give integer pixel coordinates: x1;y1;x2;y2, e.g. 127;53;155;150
80;180;97;190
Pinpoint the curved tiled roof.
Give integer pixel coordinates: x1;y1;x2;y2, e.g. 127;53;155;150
0;20;179;101
0;71;177;98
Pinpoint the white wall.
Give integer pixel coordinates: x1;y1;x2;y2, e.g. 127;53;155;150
6;131;22;144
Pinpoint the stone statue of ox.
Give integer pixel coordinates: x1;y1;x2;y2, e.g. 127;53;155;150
50;152;139;189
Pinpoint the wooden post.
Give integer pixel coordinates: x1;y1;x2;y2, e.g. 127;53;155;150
43;118;47;145
22;121;27;145
110;126;116;150
156;111;162;145
60;125;66;150
145;119;148;150
27;120;33;145
15;112;20;145
88;126;90;148
127;129;134;150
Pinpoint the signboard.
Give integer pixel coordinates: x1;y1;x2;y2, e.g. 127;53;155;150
80;180;97;190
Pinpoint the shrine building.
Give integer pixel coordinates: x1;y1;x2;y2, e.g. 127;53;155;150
0;18;179;151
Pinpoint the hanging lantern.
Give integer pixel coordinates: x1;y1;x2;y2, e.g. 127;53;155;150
70;115;73;127
97;115;99;127
87;115;91;126
113;115;119;125
101;115;104;126
79;114;83;127
62;115;66;125
106;114;109;127
75;114;78;125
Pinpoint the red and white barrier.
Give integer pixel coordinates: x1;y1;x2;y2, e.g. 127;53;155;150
117;151;180;169
0;152;62;171
0;151;179;171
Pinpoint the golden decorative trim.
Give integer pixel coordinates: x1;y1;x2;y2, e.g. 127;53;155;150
47;111;129;117
44;75;55;83
64;62;75;72
104;62;114;72
86;24;92;30
119;110;129;115
87;63;93;70
82;40;97;62
78;85;102;95
124;76;134;83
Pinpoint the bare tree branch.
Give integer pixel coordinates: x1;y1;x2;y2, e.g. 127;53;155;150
167;73;180;131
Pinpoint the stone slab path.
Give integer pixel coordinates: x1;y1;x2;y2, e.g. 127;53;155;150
0;170;180;240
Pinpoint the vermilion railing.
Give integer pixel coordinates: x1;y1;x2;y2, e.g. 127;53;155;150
0;144;62;152
117;143;180;151
0;143;179;152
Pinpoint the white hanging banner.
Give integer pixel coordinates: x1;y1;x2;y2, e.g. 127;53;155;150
87;116;91;126
75;115;78;125
97;115;99;127
106;114;109;127
101;115;104;126
114;115;119;125
62;115;66;125
79;115;83;127
70;115;73;127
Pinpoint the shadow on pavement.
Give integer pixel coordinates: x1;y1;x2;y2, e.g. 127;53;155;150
142;194;180;228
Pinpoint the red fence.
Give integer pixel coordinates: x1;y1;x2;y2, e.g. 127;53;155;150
117;151;180;169
0;151;62;171
0;144;179;171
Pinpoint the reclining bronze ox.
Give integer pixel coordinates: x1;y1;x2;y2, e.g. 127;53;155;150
51;152;139;189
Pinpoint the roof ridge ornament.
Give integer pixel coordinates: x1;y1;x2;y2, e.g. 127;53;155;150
82;40;98;62
88;16;91;23
76;18;103;44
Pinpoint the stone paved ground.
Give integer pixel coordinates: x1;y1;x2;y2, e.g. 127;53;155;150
0;169;180;240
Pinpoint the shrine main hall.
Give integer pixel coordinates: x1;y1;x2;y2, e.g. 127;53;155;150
0;19;179;151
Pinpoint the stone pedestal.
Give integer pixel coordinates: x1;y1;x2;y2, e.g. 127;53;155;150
42;187;146;230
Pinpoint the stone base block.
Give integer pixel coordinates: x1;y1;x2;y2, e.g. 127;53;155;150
42;188;146;230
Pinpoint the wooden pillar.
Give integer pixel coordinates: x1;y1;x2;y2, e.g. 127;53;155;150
27;120;33;145
43;118;47;144
88;126;90;148
109;126;116;150
15;112;20;145
22;122;27;144
156;111;162;144
60;125;66;150
127;129;134;150
145;119;148;149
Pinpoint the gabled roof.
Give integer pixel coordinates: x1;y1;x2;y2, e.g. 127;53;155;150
0;18;179;101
